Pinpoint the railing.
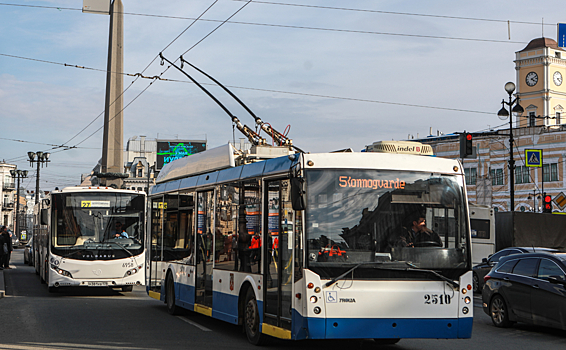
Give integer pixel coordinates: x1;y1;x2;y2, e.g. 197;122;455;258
2;181;15;190
2;202;14;209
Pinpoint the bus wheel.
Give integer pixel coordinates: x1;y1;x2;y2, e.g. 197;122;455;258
374;338;400;345
244;288;265;345
122;285;133;292
166;273;180;315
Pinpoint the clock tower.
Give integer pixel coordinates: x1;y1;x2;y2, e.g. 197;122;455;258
515;38;566;127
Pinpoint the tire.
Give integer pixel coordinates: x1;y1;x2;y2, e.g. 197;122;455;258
489;295;514;328
473;273;480;293
244;288;266;345
166;273;180;315
122;285;134;292
374;338;400;345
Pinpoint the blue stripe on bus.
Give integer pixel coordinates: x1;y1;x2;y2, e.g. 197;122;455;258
212;291;239;324
178;283;195;306
168;282;472;340
292;310;472;340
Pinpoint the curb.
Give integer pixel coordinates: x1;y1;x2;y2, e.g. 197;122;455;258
0;268;4;298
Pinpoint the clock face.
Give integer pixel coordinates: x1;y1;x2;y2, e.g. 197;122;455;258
526;72;538;87
526;72;538;86
554;71;563;86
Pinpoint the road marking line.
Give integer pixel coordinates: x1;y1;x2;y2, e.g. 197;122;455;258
177;316;212;331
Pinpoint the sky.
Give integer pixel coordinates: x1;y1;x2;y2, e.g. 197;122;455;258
1;0;565;192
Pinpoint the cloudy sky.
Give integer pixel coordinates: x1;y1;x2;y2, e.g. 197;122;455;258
1;0;564;191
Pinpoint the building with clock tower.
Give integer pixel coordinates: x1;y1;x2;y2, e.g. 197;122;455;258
515;38;566;127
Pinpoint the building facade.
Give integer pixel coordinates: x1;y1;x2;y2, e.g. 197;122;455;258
0;162;16;229
421;125;566;213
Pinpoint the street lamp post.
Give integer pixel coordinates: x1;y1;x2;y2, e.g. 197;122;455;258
497;82;524;211
27;151;50;204
10;169;28;241
528;190;542;212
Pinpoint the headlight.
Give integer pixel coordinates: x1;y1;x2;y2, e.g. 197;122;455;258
52;265;72;278
313;307;321;314
310;296;318;303
124;265;143;278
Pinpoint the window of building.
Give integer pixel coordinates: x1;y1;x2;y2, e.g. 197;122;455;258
543;163;559;182
556;52;562;59
137;168;143;178
465;167;477;185
515;166;530;184
557;112;561;125
490;168;504;185
529;112;536;127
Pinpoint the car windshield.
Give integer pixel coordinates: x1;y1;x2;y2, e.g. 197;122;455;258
51;192;145;259
305;169;470;279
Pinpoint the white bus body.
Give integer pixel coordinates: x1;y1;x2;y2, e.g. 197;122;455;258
469;204;496;265
147;144;473;344
33;187;146;292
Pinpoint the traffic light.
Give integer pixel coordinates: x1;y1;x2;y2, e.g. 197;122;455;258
459;133;473;158
543;193;553;213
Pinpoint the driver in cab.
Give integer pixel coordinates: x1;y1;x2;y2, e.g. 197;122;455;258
113;222;129;239
397;214;442;248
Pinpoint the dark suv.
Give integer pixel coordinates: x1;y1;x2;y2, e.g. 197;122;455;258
472;247;559;293
482;251;566;330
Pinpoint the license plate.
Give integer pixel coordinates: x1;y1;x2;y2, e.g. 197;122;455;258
87;281;108;287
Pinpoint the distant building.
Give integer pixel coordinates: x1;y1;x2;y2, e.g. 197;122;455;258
0;161;16;229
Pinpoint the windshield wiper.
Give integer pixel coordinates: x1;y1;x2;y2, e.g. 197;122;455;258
406;267;459;289
106;241;133;257
324;263;362;288
324;262;459;289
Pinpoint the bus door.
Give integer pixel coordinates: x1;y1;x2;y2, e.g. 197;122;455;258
263;180;293;330
195;190;214;308
149;196;165;291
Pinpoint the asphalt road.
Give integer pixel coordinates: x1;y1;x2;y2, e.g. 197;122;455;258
1;249;565;350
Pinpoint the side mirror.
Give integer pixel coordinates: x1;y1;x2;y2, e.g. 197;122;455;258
482;258;488;263
290;177;305;211
40;209;49;225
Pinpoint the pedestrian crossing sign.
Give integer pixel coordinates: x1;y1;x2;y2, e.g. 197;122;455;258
525;149;542;167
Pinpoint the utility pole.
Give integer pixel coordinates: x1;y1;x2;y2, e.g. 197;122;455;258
100;0;125;188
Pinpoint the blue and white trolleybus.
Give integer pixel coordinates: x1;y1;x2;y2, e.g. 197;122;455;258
147;141;473;344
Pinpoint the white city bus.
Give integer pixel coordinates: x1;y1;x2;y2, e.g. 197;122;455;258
33;187;146;292
469;204;496;265
147;143;473;344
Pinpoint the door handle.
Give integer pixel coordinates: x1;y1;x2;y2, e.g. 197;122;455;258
532;285;539;289
503;277;510;281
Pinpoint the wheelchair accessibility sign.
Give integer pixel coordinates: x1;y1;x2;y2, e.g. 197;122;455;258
326;291;337;303
525;149;542;167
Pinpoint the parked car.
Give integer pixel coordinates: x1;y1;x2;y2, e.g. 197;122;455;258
472;247;559;292
23;236;34;266
482;251;566;330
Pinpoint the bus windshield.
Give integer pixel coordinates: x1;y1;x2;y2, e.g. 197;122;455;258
51;192;145;259
305;169;469;278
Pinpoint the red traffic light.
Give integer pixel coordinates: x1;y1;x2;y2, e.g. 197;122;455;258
466;134;472;141
544;195;552;203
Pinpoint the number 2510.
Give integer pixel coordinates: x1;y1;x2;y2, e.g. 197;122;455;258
424;294;451;305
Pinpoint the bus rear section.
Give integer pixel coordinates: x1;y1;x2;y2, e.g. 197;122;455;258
35;187;146;292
